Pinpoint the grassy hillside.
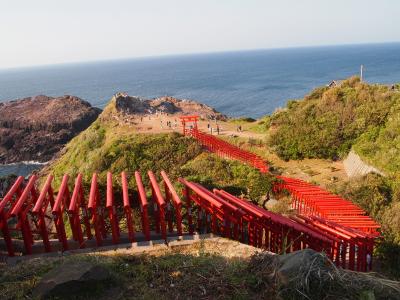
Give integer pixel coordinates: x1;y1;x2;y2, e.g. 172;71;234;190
44;98;274;203
353;98;400;174
268;77;400;169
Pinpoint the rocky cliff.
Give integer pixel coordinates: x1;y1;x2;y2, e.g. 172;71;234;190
0;95;101;164
114;94;227;120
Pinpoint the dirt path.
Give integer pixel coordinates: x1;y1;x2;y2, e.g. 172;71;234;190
125;113;265;139
266;152;347;188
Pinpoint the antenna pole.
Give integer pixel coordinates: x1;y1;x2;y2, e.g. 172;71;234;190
360;65;363;82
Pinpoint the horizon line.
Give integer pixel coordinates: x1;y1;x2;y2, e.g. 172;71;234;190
1;40;400;72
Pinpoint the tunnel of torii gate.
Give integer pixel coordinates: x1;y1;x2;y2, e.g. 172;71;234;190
179;115;199;135
0;116;380;272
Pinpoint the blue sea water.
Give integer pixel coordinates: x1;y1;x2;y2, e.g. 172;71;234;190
0;162;47;177
0;42;400;176
1;43;400;118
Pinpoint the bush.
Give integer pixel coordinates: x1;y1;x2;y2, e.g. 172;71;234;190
181;153;276;203
46;125;202;188
267;77;400;161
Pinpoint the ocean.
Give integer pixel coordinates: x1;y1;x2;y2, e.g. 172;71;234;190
1;42;400;176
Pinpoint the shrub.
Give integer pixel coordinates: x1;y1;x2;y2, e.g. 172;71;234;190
267;77;400;161
181;153;275;203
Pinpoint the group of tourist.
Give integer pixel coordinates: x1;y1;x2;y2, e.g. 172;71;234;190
207;122;221;135
160;119;178;129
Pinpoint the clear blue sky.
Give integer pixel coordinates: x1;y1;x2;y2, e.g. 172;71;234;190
1;0;399;69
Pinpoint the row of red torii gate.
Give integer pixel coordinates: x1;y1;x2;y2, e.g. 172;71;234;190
0;116;380;272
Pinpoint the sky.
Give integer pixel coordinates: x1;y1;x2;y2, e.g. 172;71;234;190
0;0;399;69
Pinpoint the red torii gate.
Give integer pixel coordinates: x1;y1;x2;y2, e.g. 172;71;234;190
180;115;199;135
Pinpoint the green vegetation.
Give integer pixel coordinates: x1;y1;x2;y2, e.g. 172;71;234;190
229;117;257;123
48;124;202;187
229;116;271;134
353;99;400;174
247;115;272;133
181;153;275;202
268;77;400;164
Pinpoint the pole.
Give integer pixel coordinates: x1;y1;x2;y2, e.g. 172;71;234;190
360;65;363;82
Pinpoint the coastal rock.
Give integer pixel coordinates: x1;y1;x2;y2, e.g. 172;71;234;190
275;249;327;285
114;93;227;120
0;95;101;164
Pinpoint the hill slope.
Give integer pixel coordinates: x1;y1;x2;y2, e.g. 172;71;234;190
267;77;400;171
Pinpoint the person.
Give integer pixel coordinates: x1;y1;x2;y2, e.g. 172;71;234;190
161;120;163;129
217;125;220;135
238;125;242;132
140;116;143;122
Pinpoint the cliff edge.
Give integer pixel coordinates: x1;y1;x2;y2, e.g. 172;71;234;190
0;95;101;164
114;94;227;120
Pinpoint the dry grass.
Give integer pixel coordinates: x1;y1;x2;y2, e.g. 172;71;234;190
1;242;400;299
249;251;400;300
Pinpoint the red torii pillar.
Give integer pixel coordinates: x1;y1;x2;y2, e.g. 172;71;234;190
179;115;199;135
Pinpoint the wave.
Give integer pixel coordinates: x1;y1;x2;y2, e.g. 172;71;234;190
0;161;49;167
0;161;48;177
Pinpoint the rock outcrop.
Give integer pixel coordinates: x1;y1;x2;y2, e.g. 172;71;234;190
0;95;101;164
114;94;227;120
